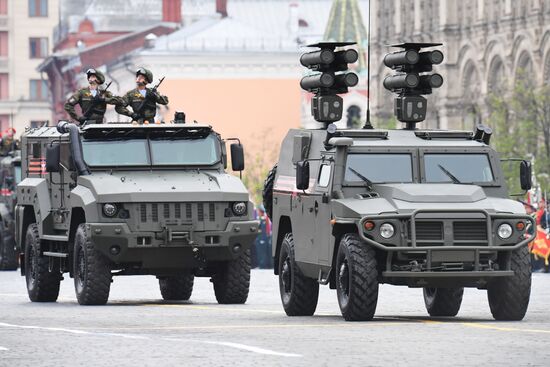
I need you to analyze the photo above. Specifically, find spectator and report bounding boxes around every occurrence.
[254,205,273,269]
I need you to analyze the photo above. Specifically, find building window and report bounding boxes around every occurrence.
[0,73,7,100]
[0,115,8,131]
[0,32,7,57]
[29,37,48,58]
[0,0,7,15]
[29,79,49,101]
[29,0,48,17]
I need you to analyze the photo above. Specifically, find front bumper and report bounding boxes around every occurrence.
[87,220,259,269]
[341,209,536,283]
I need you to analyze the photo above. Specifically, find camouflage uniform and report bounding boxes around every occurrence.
[115,68,168,123]
[64,69,118,124]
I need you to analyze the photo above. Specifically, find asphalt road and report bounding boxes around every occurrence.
[1,269,550,367]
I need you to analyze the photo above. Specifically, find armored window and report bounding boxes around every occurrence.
[150,134,220,166]
[318,164,331,187]
[82,139,149,167]
[31,143,40,158]
[345,154,413,184]
[28,0,48,17]
[59,142,73,170]
[424,154,494,183]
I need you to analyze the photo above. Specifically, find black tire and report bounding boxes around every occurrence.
[0,225,18,270]
[213,249,251,304]
[262,164,277,220]
[24,223,61,302]
[487,245,531,321]
[73,223,112,305]
[159,273,194,301]
[278,233,319,316]
[423,287,464,317]
[336,233,378,321]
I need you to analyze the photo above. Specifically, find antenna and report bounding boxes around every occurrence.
[363,0,373,129]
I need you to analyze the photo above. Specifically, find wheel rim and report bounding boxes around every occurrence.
[338,259,350,299]
[76,245,86,291]
[281,256,292,294]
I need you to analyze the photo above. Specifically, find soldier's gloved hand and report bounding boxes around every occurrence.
[131,113,140,121]
[77,116,87,124]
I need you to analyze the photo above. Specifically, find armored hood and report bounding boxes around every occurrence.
[77,171,250,202]
[332,184,526,217]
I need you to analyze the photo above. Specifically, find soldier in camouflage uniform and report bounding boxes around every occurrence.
[64,69,118,125]
[115,68,169,124]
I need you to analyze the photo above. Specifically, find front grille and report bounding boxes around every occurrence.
[415,221,443,241]
[454,221,487,241]
[137,203,219,223]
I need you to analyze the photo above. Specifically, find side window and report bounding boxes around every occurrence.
[31,142,41,158]
[318,164,332,187]
[60,142,73,170]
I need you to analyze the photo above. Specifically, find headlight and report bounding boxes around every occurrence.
[103,203,118,217]
[380,223,395,239]
[232,202,247,216]
[497,223,513,239]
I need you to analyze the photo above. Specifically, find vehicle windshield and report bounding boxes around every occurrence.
[82,139,149,166]
[424,153,493,183]
[82,134,220,167]
[151,135,219,165]
[344,154,413,184]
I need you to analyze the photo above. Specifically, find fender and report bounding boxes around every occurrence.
[16,177,51,238]
[70,185,99,223]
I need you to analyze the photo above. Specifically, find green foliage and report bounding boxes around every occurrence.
[486,74,550,194]
[375,116,398,129]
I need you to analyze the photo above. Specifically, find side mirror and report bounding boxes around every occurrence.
[520,160,532,191]
[296,161,310,190]
[230,143,245,171]
[46,145,60,173]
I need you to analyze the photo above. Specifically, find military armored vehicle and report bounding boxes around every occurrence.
[16,116,258,305]
[263,42,534,321]
[0,150,21,270]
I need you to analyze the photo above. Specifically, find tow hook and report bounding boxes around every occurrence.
[192,247,206,264]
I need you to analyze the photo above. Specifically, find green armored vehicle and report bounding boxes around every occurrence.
[0,150,21,270]
[263,42,534,321]
[16,118,258,305]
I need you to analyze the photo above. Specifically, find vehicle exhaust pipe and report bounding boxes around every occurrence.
[56,121,91,175]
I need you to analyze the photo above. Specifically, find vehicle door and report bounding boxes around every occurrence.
[313,159,334,265]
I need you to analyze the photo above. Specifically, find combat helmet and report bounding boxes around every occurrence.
[86,68,105,85]
[136,67,153,84]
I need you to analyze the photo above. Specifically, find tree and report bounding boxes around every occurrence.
[486,74,550,194]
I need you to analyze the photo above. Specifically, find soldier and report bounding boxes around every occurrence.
[115,68,168,124]
[64,69,117,125]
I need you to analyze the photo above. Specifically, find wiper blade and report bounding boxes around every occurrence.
[348,167,373,190]
[437,164,461,184]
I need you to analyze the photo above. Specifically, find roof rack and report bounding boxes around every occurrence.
[414,130,473,140]
[81,124,213,140]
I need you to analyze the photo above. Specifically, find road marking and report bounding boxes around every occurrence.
[74,321,422,331]
[461,322,550,334]
[0,347,8,351]
[0,322,301,358]
[163,338,301,357]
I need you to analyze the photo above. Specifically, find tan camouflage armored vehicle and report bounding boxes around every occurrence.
[16,117,258,305]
